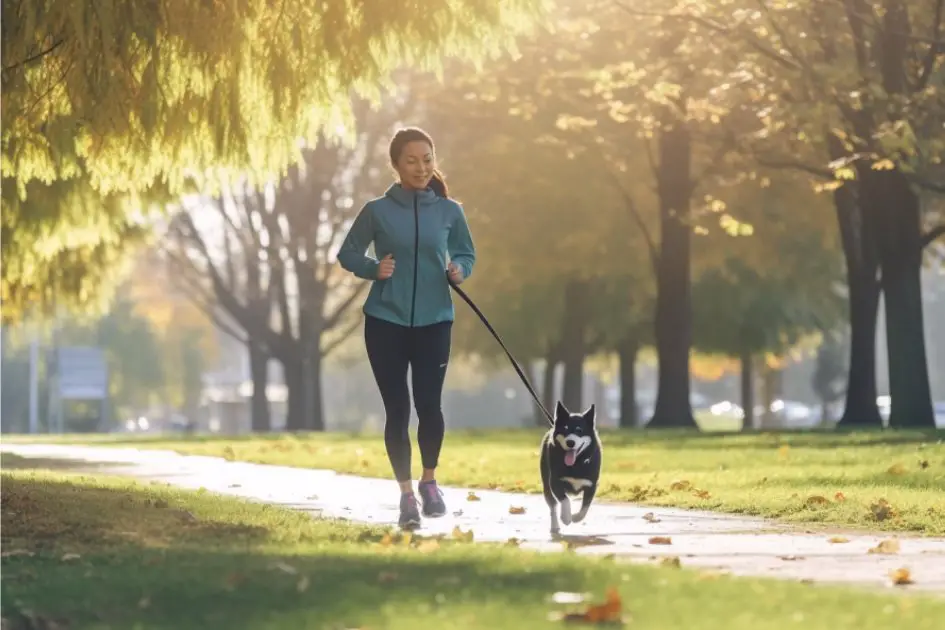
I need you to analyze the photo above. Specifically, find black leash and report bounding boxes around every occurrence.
[448,278,555,427]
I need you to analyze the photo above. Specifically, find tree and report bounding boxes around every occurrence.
[1,0,544,322]
[166,97,405,431]
[812,332,848,426]
[654,0,945,427]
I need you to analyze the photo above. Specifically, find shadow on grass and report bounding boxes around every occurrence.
[0,473,587,630]
[0,452,130,472]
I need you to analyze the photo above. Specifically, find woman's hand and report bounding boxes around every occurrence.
[447,262,464,285]
[377,254,395,280]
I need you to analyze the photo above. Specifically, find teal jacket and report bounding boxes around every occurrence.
[337,184,476,328]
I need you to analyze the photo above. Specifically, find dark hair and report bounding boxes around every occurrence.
[389,126,449,198]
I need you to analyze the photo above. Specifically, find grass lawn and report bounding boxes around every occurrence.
[7,428,944,535]
[3,467,945,630]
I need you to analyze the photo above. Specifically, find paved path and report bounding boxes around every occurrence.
[3,443,944,594]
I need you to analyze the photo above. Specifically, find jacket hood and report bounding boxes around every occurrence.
[384,183,441,207]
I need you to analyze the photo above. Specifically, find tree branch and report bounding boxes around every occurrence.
[2,38,66,73]
[321,313,364,358]
[323,282,370,330]
[916,0,944,90]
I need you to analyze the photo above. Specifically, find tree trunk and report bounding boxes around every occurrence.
[529,361,549,427]
[618,335,639,429]
[825,135,882,428]
[306,349,326,431]
[249,342,271,432]
[560,281,589,411]
[863,168,934,428]
[740,350,755,432]
[759,364,783,430]
[649,109,697,429]
[282,352,306,432]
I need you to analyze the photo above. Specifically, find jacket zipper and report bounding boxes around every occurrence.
[410,192,419,327]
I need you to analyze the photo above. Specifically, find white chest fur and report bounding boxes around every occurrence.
[560,476,594,495]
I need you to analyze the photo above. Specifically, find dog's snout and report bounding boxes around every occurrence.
[565,438,576,449]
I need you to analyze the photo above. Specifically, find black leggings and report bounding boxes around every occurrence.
[364,316,452,483]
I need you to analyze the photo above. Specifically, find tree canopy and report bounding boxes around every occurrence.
[1,0,543,322]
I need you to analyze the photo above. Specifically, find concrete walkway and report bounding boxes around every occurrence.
[3,443,944,594]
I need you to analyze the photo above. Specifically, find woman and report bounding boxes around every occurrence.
[337,127,476,529]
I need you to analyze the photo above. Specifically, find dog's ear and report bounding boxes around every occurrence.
[555,401,569,423]
[583,404,596,425]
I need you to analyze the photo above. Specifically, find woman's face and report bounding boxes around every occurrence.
[395,140,435,190]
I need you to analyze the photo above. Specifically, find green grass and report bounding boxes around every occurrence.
[7,428,945,535]
[3,467,945,630]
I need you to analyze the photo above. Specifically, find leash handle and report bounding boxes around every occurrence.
[448,276,555,426]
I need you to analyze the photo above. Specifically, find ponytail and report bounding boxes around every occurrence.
[429,168,449,198]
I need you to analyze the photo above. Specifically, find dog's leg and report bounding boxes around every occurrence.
[559,496,572,526]
[571,484,597,523]
[543,480,560,535]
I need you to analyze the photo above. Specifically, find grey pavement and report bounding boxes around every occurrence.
[3,442,944,594]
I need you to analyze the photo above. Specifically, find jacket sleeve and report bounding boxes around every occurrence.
[337,203,379,280]
[448,204,476,280]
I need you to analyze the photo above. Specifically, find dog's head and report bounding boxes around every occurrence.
[552,401,598,467]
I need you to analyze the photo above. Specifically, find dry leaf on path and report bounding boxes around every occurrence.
[828,536,851,544]
[642,512,661,523]
[509,506,527,515]
[833,492,846,502]
[692,489,711,500]
[868,539,901,555]
[669,480,691,491]
[648,536,672,545]
[466,492,481,502]
[778,555,805,561]
[889,567,914,586]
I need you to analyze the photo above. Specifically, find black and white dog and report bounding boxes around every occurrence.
[540,401,602,535]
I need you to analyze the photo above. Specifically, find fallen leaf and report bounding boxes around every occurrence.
[868,539,901,555]
[648,536,672,545]
[805,495,830,506]
[506,537,522,547]
[779,555,805,561]
[509,506,526,515]
[660,557,681,568]
[138,596,151,610]
[669,480,691,491]
[60,553,81,562]
[466,492,481,502]
[360,459,370,468]
[918,460,930,469]
[377,571,399,583]
[452,526,474,542]
[834,492,846,502]
[692,489,711,500]
[886,463,907,476]
[870,499,897,521]
[296,576,310,592]
[561,587,623,624]
[889,567,914,586]
[828,536,851,544]
[642,512,661,523]
[271,561,298,574]
[227,484,242,489]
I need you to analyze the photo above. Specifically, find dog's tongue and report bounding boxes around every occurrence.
[564,451,577,466]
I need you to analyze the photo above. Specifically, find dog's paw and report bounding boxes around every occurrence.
[572,507,589,523]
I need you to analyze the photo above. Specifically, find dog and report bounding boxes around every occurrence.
[540,401,602,535]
